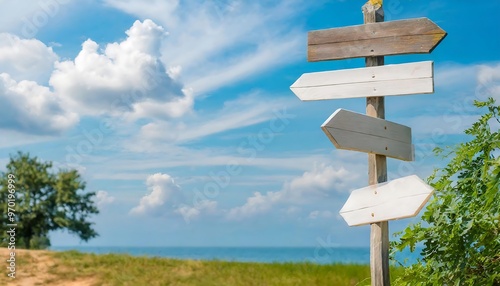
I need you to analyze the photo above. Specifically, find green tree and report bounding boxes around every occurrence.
[392,98,500,285]
[0,152,99,249]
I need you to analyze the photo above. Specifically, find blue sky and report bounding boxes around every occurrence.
[0,0,499,249]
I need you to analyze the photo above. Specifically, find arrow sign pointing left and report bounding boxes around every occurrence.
[290,61,434,101]
[321,109,414,161]
[340,175,434,226]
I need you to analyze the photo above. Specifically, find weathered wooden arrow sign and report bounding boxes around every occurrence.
[291,61,433,101]
[340,175,434,226]
[321,109,413,161]
[308,17,447,62]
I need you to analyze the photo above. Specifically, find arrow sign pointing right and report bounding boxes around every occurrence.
[321,109,414,161]
[308,17,447,62]
[340,175,434,226]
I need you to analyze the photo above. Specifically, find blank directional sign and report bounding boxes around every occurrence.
[308,17,447,62]
[321,109,413,161]
[340,175,434,226]
[291,61,433,101]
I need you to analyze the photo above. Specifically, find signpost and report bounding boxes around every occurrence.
[290,1,447,285]
[291,61,434,101]
[321,109,413,161]
[339,175,434,226]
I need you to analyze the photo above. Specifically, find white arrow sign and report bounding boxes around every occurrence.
[340,175,434,226]
[321,109,414,161]
[290,61,434,101]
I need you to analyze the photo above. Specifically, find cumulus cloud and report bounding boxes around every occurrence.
[130,173,217,221]
[0,4,306,139]
[0,33,58,83]
[126,87,194,121]
[175,200,218,223]
[104,0,307,94]
[95,190,115,208]
[0,73,78,135]
[130,173,182,216]
[50,19,192,118]
[0,19,196,137]
[227,164,358,220]
[227,192,278,220]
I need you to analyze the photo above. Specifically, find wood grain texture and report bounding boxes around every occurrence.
[371,221,389,286]
[363,4,389,286]
[308,17,447,62]
[321,109,414,161]
[339,175,434,226]
[290,61,434,101]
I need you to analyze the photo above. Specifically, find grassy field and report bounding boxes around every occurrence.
[1,248,403,286]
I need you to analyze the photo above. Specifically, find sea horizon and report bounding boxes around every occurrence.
[49,246,420,265]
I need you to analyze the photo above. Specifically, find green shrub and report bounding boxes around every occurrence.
[392,98,500,285]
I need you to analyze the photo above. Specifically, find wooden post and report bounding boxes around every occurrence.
[363,1,390,286]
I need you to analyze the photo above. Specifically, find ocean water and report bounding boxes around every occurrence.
[50,246,420,265]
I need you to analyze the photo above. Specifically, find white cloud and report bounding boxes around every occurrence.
[0,33,58,83]
[175,200,218,223]
[0,20,196,138]
[285,165,354,198]
[129,94,296,147]
[435,62,500,102]
[95,190,115,208]
[104,0,307,94]
[130,173,183,216]
[477,62,500,102]
[0,73,78,135]
[130,173,217,221]
[0,3,307,140]
[126,88,194,121]
[227,192,279,219]
[50,19,192,118]
[227,164,358,220]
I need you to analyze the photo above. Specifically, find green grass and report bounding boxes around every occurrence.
[45,250,403,286]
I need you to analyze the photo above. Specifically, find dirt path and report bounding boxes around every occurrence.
[0,248,97,286]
